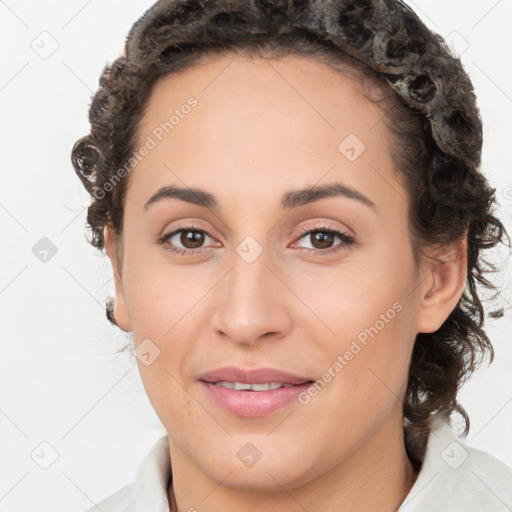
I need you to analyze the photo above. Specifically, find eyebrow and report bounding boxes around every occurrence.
[143,182,376,212]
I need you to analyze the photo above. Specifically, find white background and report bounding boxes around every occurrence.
[1,1,511,511]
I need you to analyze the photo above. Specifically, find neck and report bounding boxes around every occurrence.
[168,413,420,512]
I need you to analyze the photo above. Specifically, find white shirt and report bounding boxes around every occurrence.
[84,416,512,511]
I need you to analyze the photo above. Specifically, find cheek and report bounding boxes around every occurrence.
[122,243,212,338]
[120,257,237,423]
[307,244,418,395]
[301,248,416,343]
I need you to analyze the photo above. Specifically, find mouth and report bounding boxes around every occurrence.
[211,381,300,391]
[198,366,315,417]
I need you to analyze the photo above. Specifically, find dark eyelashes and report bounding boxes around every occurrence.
[157,224,355,257]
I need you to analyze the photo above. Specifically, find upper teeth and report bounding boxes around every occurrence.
[215,381,286,391]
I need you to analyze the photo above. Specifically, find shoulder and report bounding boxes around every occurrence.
[81,434,172,512]
[400,417,512,511]
[82,483,134,512]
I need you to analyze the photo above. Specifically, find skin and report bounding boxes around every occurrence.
[104,53,467,512]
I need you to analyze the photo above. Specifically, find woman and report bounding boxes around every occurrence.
[72,0,512,510]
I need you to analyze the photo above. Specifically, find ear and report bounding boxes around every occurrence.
[104,225,132,332]
[415,234,468,334]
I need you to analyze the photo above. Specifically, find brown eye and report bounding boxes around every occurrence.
[159,226,216,255]
[309,231,335,250]
[294,227,355,254]
[179,230,205,249]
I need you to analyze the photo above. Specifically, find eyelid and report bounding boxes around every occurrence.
[295,219,355,238]
[295,223,350,238]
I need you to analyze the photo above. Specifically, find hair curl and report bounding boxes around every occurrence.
[71,0,509,463]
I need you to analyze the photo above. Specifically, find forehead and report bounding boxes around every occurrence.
[138,52,387,143]
[126,53,405,220]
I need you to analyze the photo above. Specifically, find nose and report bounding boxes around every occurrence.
[211,246,293,347]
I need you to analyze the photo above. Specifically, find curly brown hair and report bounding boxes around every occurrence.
[71,0,509,463]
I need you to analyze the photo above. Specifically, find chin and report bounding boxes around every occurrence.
[192,438,321,493]
[214,465,307,494]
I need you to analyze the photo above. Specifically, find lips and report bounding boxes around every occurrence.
[198,366,315,417]
[199,366,313,386]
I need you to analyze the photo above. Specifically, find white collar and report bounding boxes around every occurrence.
[399,415,512,510]
[133,434,172,512]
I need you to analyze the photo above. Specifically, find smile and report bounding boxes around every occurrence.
[213,381,295,391]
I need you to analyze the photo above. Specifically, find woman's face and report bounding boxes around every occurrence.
[106,54,450,490]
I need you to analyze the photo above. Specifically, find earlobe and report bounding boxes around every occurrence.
[416,235,468,334]
[103,225,132,332]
